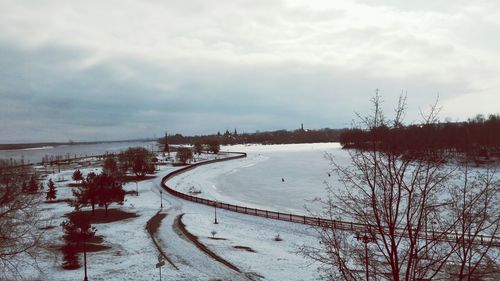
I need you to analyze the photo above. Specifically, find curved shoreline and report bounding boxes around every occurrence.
[160,152,500,247]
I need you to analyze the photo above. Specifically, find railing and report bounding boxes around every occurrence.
[161,152,500,247]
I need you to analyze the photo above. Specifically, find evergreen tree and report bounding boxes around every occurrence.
[95,174,125,215]
[46,179,57,201]
[72,172,125,215]
[72,169,83,182]
[72,172,98,214]
[27,174,39,194]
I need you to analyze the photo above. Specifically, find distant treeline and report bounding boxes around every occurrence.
[163,128,345,146]
[339,114,500,161]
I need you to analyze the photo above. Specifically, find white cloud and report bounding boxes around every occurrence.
[0,0,498,141]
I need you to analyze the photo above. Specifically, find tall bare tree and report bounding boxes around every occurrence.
[301,94,498,280]
[0,160,46,280]
[444,164,499,280]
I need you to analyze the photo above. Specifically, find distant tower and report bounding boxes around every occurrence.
[163,131,170,154]
[301,123,304,131]
[234,128,238,136]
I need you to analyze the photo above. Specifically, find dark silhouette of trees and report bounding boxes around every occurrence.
[339,113,500,163]
[160,128,345,146]
[176,147,193,164]
[46,179,57,201]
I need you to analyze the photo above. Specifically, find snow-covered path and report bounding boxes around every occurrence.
[156,196,252,280]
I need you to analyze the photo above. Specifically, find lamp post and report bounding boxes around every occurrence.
[214,200,218,224]
[356,231,375,281]
[83,227,97,281]
[160,190,163,209]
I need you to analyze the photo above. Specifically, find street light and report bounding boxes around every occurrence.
[356,231,375,281]
[214,200,218,224]
[160,190,163,209]
[83,227,97,281]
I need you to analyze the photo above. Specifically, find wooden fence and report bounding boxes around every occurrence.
[160,152,500,247]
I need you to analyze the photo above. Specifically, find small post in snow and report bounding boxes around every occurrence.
[214,200,218,224]
[156,255,165,281]
[160,190,163,209]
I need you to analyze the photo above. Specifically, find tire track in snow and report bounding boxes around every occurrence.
[155,199,251,281]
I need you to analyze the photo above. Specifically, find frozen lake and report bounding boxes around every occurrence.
[0,140,158,164]
[169,143,350,215]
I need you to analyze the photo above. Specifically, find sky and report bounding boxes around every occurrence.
[0,0,499,142]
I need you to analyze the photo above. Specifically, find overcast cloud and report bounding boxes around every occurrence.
[0,0,499,142]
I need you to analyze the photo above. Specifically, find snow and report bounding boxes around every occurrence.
[25,145,335,280]
[181,206,321,281]
[168,142,349,214]
[34,165,175,281]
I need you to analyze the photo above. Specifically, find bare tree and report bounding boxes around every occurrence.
[444,164,499,280]
[301,93,498,280]
[0,161,46,280]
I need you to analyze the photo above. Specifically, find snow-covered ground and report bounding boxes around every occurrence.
[168,142,347,214]
[34,165,175,281]
[27,145,334,280]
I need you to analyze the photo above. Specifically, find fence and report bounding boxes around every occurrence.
[160,152,500,247]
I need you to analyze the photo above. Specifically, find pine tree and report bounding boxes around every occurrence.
[28,175,39,194]
[72,169,83,182]
[46,179,57,201]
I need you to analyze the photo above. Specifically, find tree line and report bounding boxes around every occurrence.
[339,113,500,163]
[161,127,344,146]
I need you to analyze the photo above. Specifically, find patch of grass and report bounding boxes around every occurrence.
[233,246,256,253]
[145,212,167,235]
[121,175,156,183]
[66,209,139,224]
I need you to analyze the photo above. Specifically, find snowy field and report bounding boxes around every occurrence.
[30,146,328,281]
[168,142,348,215]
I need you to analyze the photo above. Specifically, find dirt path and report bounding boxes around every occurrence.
[154,195,251,281]
[175,213,241,273]
[145,210,178,270]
